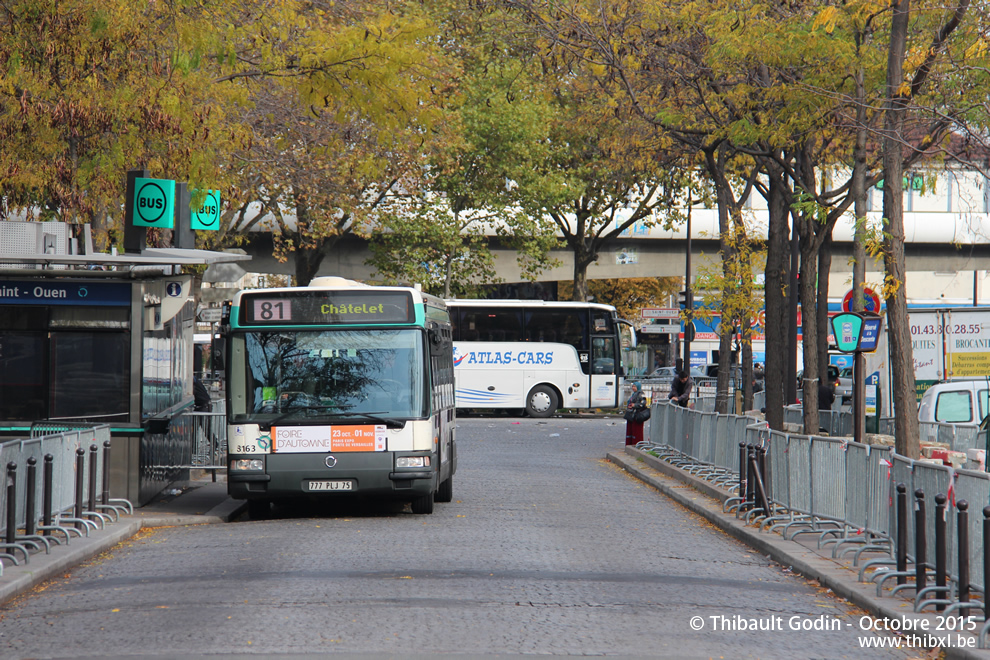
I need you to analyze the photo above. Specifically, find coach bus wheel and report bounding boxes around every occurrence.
[525,385,558,418]
[411,493,434,514]
[247,499,272,520]
[436,476,453,503]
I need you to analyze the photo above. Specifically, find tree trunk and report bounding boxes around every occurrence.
[799,218,821,436]
[763,160,791,430]
[816,233,833,385]
[569,237,596,302]
[882,0,920,458]
[706,146,735,415]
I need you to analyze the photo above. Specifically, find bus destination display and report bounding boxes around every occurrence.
[243,291,413,325]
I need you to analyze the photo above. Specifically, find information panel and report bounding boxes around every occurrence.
[0,280,131,306]
[240,291,413,326]
[272,424,387,453]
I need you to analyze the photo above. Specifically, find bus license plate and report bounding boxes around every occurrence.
[307,480,354,492]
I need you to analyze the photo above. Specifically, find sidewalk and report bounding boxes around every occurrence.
[608,445,990,660]
[0,473,244,606]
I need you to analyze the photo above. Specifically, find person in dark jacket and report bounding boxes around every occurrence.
[193,376,213,412]
[668,370,693,407]
[818,381,835,412]
[624,381,649,446]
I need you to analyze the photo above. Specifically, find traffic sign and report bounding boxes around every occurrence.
[858,315,884,352]
[191,189,221,231]
[641,325,678,334]
[832,312,864,352]
[198,307,222,323]
[842,287,881,313]
[831,311,883,353]
[641,308,680,319]
[132,177,175,228]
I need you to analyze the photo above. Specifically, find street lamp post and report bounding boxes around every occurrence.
[683,195,693,372]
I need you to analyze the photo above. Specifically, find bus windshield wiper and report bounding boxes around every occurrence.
[333,411,405,429]
[266,404,348,427]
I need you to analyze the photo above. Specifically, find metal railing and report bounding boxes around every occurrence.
[0,426,132,574]
[639,400,990,643]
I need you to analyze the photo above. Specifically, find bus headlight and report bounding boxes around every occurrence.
[231,459,264,471]
[396,456,430,468]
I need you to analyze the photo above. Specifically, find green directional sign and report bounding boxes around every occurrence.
[831,312,864,353]
[132,177,175,228]
[191,189,221,231]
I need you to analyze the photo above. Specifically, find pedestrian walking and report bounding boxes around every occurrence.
[817,380,835,411]
[624,381,650,446]
[193,376,213,412]
[668,370,693,408]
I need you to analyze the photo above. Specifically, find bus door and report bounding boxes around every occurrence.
[590,335,619,407]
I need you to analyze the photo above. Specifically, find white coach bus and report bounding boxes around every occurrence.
[445,299,631,417]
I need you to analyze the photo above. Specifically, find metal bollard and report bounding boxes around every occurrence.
[916,490,927,591]
[6,462,16,547]
[745,444,756,512]
[935,493,947,612]
[42,454,54,534]
[74,447,85,530]
[896,484,907,585]
[757,446,770,504]
[102,440,112,505]
[957,501,970,608]
[738,442,747,496]
[751,451,770,517]
[88,444,98,513]
[25,457,37,537]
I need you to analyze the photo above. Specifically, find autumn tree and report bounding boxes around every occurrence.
[511,73,692,303]
[226,3,451,285]
[0,0,246,248]
[558,277,681,323]
[367,49,562,296]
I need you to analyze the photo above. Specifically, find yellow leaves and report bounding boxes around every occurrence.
[813,7,839,35]
[964,38,988,61]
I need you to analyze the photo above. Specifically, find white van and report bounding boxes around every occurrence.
[918,380,990,425]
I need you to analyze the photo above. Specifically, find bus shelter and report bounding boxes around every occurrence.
[0,226,249,504]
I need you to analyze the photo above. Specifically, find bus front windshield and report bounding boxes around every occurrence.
[230,329,426,423]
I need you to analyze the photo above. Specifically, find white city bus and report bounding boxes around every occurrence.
[224,278,456,518]
[445,299,630,417]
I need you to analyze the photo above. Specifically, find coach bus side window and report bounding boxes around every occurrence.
[462,309,522,342]
[525,310,587,350]
[592,311,614,335]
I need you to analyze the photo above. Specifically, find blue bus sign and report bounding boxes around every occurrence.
[858,315,884,352]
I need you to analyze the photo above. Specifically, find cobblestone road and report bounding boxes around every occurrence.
[0,416,914,659]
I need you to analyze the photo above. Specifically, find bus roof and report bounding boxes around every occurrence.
[445,299,616,312]
[233,280,446,310]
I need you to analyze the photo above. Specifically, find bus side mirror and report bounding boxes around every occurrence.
[428,328,447,356]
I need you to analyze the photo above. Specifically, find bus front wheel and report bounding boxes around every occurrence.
[436,476,453,503]
[526,385,558,418]
[247,499,272,520]
[411,493,434,514]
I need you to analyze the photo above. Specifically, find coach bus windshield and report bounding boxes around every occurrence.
[228,329,426,423]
